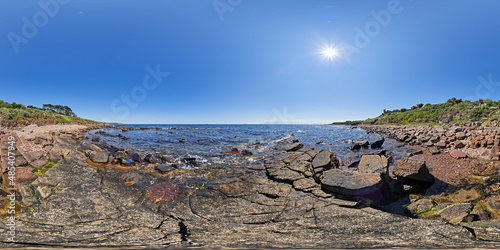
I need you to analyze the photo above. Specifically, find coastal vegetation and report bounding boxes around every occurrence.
[362,98,500,125]
[0,100,98,127]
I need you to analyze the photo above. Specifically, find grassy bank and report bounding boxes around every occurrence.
[0,100,100,127]
[355,98,500,125]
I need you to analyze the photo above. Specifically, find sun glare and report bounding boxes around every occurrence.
[321,46,339,59]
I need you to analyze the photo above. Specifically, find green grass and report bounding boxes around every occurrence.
[360,98,500,125]
[0,101,100,127]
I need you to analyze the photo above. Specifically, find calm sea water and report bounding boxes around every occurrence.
[86,124,411,166]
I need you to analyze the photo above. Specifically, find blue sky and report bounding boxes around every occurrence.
[1,0,500,124]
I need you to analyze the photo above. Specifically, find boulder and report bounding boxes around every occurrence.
[393,158,434,183]
[456,132,467,140]
[371,138,385,148]
[87,151,109,164]
[118,158,135,166]
[355,140,370,147]
[358,155,388,174]
[453,141,466,148]
[162,155,176,163]
[285,143,304,152]
[430,149,441,155]
[450,150,467,159]
[348,142,361,150]
[31,158,48,168]
[16,166,39,184]
[321,169,383,197]
[405,199,434,215]
[312,151,334,169]
[438,203,472,224]
[24,151,45,163]
[144,154,158,163]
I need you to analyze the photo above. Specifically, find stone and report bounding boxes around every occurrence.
[456,132,467,140]
[435,142,447,148]
[405,199,434,215]
[241,149,253,156]
[355,140,370,147]
[268,168,305,182]
[483,198,500,218]
[88,151,109,164]
[430,136,440,143]
[126,151,142,162]
[91,136,100,142]
[16,166,39,183]
[293,178,318,191]
[393,158,434,183]
[430,149,441,155]
[162,155,176,163]
[144,154,158,163]
[119,158,135,166]
[24,151,45,163]
[438,203,472,224]
[358,155,388,174]
[312,151,333,169]
[183,157,197,165]
[284,143,304,152]
[371,138,385,148]
[30,158,48,168]
[453,141,466,148]
[155,164,175,173]
[348,142,361,150]
[15,155,28,166]
[321,169,383,197]
[450,150,467,159]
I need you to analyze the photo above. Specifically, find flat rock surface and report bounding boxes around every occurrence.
[0,133,499,248]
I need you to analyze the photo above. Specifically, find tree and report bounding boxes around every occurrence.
[42,104,76,116]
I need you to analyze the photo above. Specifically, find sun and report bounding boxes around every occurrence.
[321,46,339,59]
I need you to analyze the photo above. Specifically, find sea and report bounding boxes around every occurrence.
[86,124,413,167]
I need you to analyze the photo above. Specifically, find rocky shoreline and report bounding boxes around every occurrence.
[0,124,499,248]
[359,124,499,224]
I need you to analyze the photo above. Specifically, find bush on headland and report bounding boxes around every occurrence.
[362,98,500,125]
[0,100,99,127]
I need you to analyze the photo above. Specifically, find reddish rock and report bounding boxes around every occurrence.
[453,141,466,148]
[16,166,39,183]
[23,151,45,162]
[146,182,181,203]
[450,150,467,159]
[435,142,447,148]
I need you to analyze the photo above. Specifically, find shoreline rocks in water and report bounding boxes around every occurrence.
[0,124,499,248]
